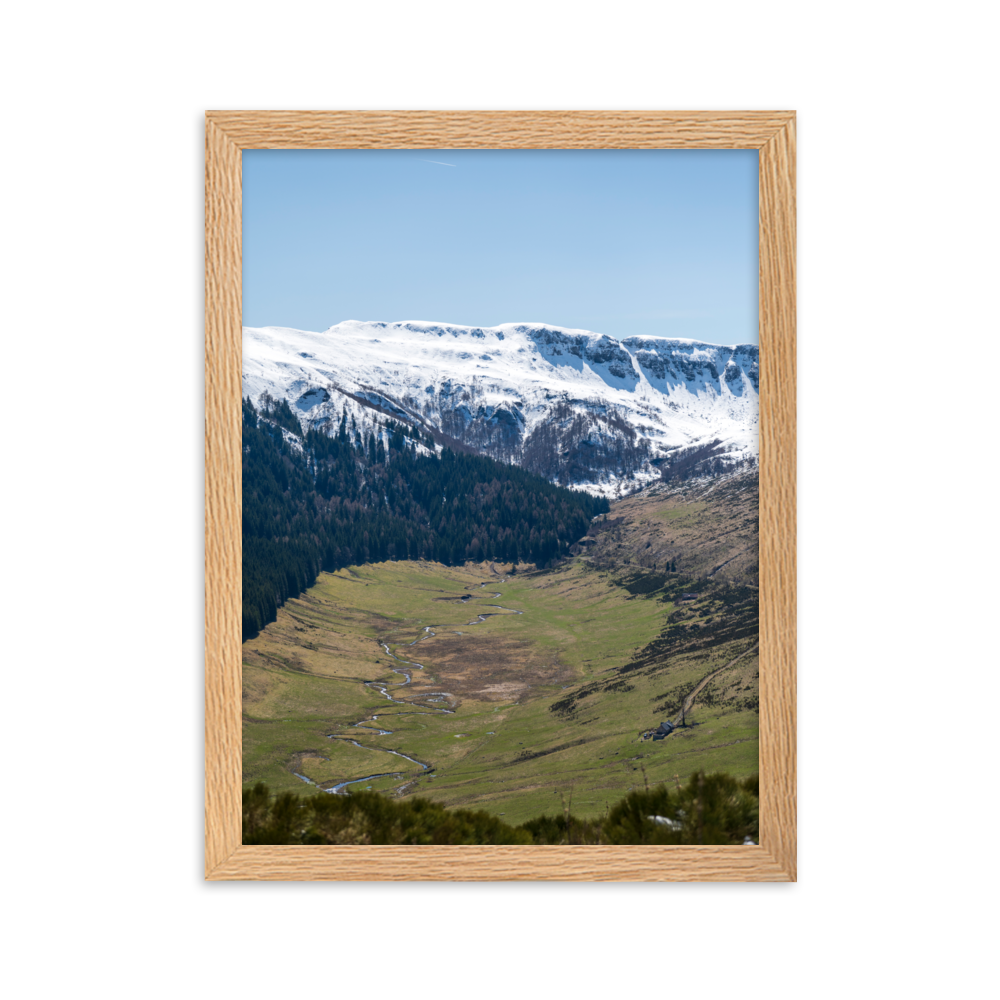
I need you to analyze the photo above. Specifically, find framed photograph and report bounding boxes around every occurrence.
[205,110,797,882]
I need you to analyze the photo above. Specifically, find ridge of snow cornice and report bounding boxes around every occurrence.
[318,319,615,341]
[621,334,751,353]
[319,319,611,336]
[246,321,756,356]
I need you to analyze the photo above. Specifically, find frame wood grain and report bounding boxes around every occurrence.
[205,110,796,881]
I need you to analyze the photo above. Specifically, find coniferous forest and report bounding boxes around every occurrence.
[242,396,609,639]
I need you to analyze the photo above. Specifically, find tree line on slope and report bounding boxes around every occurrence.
[243,396,609,639]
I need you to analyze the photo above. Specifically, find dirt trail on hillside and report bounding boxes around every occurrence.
[675,642,759,724]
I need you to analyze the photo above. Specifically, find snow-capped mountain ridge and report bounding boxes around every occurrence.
[243,320,758,497]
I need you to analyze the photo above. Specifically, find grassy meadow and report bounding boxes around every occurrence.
[243,472,759,824]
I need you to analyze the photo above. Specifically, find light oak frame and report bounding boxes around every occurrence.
[205,111,796,881]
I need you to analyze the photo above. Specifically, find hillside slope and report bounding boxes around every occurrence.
[242,395,607,637]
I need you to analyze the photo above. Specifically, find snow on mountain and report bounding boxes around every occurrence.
[242,320,758,497]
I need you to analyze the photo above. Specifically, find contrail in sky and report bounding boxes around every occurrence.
[420,159,456,167]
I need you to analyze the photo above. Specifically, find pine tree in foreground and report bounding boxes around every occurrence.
[242,771,758,846]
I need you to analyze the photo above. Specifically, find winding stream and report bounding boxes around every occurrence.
[318,580,524,794]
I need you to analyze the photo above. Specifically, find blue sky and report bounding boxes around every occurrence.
[243,149,758,346]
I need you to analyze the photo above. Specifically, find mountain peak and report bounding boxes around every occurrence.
[243,320,758,497]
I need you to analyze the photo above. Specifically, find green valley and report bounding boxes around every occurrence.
[242,469,759,824]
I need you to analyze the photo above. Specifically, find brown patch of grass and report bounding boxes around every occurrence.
[404,633,574,703]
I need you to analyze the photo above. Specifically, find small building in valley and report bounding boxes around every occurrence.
[641,720,676,741]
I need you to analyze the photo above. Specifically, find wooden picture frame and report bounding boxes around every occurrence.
[205,110,796,881]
